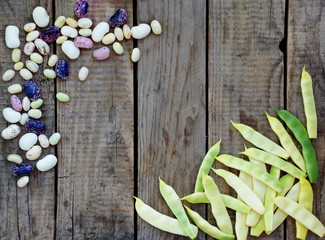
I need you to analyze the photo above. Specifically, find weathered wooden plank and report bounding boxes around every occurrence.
[136,0,206,239]
[209,0,285,239]
[55,0,134,238]
[0,0,55,239]
[286,1,325,239]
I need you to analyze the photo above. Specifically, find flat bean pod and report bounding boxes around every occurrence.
[216,154,283,192]
[266,112,306,172]
[194,139,221,192]
[159,178,197,239]
[134,197,198,237]
[250,217,265,237]
[277,174,295,197]
[241,148,305,179]
[274,196,325,238]
[184,205,235,240]
[231,121,289,159]
[275,109,318,183]
[301,66,317,138]
[213,169,265,215]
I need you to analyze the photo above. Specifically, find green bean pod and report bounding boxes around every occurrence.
[275,109,318,183]
[250,216,265,237]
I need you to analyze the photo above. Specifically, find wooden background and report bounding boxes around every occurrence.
[0,0,324,239]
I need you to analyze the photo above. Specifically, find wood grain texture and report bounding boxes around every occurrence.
[208,0,285,239]
[136,0,206,239]
[0,0,55,239]
[286,1,325,239]
[55,0,134,239]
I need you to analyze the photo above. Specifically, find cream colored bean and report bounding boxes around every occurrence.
[55,16,66,28]
[49,133,61,145]
[66,17,78,28]
[78,67,89,81]
[33,6,49,27]
[123,24,131,39]
[28,109,42,119]
[24,23,36,32]
[7,154,23,163]
[114,27,124,41]
[61,26,78,38]
[22,97,31,111]
[19,133,37,151]
[56,92,69,102]
[8,84,22,94]
[2,70,15,82]
[92,22,110,42]
[102,33,115,45]
[26,60,39,73]
[24,42,35,55]
[131,24,151,39]
[17,176,29,188]
[30,53,43,64]
[79,28,92,37]
[26,30,40,42]
[1,124,21,140]
[5,26,20,49]
[36,154,57,172]
[12,49,21,63]
[56,36,68,44]
[31,99,43,109]
[19,113,29,125]
[14,62,24,71]
[113,42,123,55]
[61,40,80,59]
[26,145,42,160]
[35,39,50,55]
[78,18,92,28]
[44,69,56,79]
[19,68,33,80]
[151,20,162,35]
[48,55,58,67]
[38,134,49,148]
[131,48,140,62]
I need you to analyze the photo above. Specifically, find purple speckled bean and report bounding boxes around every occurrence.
[23,80,42,101]
[24,42,35,55]
[55,59,69,80]
[13,163,33,177]
[74,36,93,49]
[109,9,127,27]
[75,0,89,18]
[25,119,46,135]
[10,95,22,112]
[93,47,110,60]
[40,26,61,44]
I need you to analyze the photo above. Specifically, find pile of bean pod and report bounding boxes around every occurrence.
[2,0,162,188]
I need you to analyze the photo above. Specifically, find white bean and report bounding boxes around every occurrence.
[49,133,61,145]
[32,6,49,27]
[44,69,56,79]
[78,18,92,28]
[92,22,110,42]
[131,48,140,62]
[24,23,36,32]
[7,154,23,163]
[19,133,37,151]
[78,67,89,81]
[61,40,80,59]
[35,39,50,55]
[14,62,24,71]
[151,20,162,35]
[8,84,22,94]
[79,29,92,37]
[36,154,58,172]
[102,33,115,45]
[19,68,33,80]
[26,60,39,73]
[2,70,15,82]
[131,24,151,39]
[38,134,49,148]
[22,97,31,111]
[114,27,124,41]
[61,26,78,38]
[26,145,42,160]
[26,30,40,42]
[113,42,123,55]
[17,176,29,188]
[3,107,21,123]
[1,124,21,140]
[24,42,35,55]
[12,49,21,63]
[5,26,20,49]
[19,113,29,125]
[28,109,42,119]
[30,53,43,64]
[48,55,58,67]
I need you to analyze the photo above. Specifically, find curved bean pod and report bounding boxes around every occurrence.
[231,121,289,159]
[250,216,265,237]
[194,139,221,192]
[275,109,318,183]
[277,174,295,197]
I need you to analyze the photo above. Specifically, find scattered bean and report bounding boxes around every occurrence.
[8,84,22,94]
[19,68,33,80]
[1,124,21,139]
[66,17,78,28]
[131,24,151,39]
[26,145,42,160]
[13,163,33,176]
[10,95,22,112]
[62,40,80,59]
[19,113,29,125]
[56,92,70,102]
[32,6,49,27]
[151,20,162,35]
[19,133,38,151]
[55,59,69,79]
[102,33,115,45]
[30,53,43,64]
[123,24,131,39]
[109,9,127,27]
[17,176,29,188]
[92,22,110,42]
[114,27,124,41]
[78,66,89,81]
[22,96,31,111]
[25,119,46,135]
[23,80,42,101]
[75,0,89,18]
[26,60,40,73]
[3,107,21,123]
[14,62,24,71]
[24,23,36,32]
[5,26,20,49]
[31,99,43,109]
[131,48,140,62]
[113,42,123,55]
[79,28,92,37]
[49,132,61,145]
[56,36,68,44]
[24,42,35,55]
[28,109,42,119]
[40,26,61,44]
[74,36,93,49]
[11,49,21,63]
[2,70,15,82]
[78,17,92,28]
[26,30,40,42]
[35,39,50,55]
[44,69,56,79]
[61,26,78,38]
[48,55,59,67]
[93,47,110,60]
[55,16,66,28]
[7,154,23,164]
[38,134,49,148]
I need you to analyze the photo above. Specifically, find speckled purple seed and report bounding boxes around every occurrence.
[23,80,42,101]
[109,9,127,27]
[10,95,22,112]
[75,0,89,18]
[40,26,61,44]
[13,163,33,177]
[74,36,93,49]
[55,59,69,80]
[25,119,46,135]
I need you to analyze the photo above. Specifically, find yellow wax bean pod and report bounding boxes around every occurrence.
[274,196,325,237]
[271,183,300,233]
[184,205,235,240]
[216,154,283,192]
[264,166,281,233]
[181,192,251,213]
[301,66,317,138]
[202,173,233,235]
[213,168,265,215]
[296,177,313,239]
[194,139,221,192]
[159,178,197,239]
[250,216,265,237]
[231,121,289,159]
[241,148,305,179]
[265,112,306,172]
[134,197,198,237]
[277,174,295,197]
